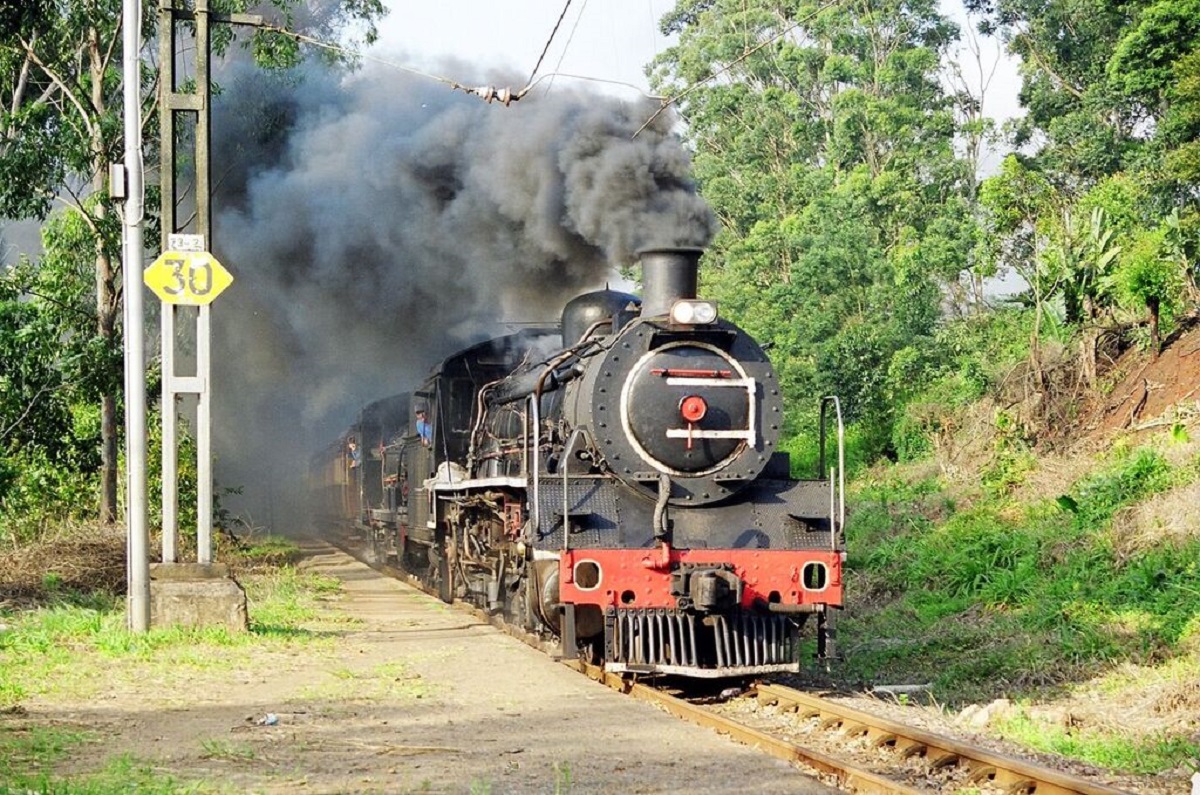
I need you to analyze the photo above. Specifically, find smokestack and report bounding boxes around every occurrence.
[639,247,703,317]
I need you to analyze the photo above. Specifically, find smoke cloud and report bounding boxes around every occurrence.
[207,57,714,530]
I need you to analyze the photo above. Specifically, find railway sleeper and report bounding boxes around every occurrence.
[929,749,961,769]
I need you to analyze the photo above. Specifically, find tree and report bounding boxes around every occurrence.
[969,0,1199,282]
[651,0,970,453]
[0,243,100,540]
[0,0,383,525]
[965,0,1141,181]
[1,0,137,523]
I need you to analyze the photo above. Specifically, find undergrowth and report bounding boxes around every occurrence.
[839,427,1200,774]
[0,535,337,790]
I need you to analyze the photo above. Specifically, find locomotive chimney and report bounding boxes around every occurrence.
[638,247,703,318]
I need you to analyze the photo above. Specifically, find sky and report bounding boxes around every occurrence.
[365,0,1023,125]
[365,1,679,101]
[1,0,1023,267]
[0,0,1028,532]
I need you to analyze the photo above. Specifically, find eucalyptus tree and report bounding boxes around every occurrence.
[968,0,1199,191]
[650,0,970,452]
[0,0,383,525]
[970,0,1199,354]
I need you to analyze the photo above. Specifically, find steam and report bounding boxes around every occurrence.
[207,57,714,530]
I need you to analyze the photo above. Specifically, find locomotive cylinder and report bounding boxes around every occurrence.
[638,247,703,317]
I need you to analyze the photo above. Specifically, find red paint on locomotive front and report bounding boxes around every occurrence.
[557,546,843,610]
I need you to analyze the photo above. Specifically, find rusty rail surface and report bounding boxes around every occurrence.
[564,660,926,795]
[752,683,1133,795]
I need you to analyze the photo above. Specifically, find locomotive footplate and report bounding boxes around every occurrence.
[603,607,802,678]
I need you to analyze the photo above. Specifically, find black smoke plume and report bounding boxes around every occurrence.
[208,58,714,530]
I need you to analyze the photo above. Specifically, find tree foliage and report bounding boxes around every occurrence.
[0,0,384,529]
[651,0,971,455]
[971,0,1199,360]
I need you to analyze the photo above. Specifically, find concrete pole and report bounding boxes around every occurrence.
[158,2,178,564]
[122,0,150,631]
[196,0,213,564]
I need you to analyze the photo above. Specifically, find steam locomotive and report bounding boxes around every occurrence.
[314,248,846,678]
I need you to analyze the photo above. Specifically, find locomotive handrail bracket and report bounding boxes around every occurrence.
[661,375,757,447]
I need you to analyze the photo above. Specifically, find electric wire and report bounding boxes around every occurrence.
[526,0,574,87]
[255,1,859,122]
[544,0,590,96]
[253,21,658,105]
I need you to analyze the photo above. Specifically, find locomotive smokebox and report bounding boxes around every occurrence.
[638,247,703,317]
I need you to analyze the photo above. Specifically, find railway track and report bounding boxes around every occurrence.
[326,529,1133,795]
[561,663,1132,795]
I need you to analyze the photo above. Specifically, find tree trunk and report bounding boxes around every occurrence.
[1080,295,1098,388]
[97,236,118,524]
[90,24,119,524]
[1147,296,1161,360]
[1080,327,1098,389]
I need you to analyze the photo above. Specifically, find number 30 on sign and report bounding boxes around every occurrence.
[144,251,234,306]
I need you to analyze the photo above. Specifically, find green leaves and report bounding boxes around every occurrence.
[654,0,977,452]
[1107,0,1200,110]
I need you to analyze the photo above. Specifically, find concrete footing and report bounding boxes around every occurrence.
[149,563,248,631]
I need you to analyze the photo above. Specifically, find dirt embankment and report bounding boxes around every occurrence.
[1079,321,1200,440]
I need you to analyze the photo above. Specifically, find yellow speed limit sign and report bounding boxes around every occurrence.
[144,251,233,306]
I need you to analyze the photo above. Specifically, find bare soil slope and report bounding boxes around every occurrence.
[1080,322,1200,440]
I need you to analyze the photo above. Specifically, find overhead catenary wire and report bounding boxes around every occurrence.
[544,0,590,96]
[235,1,848,127]
[525,0,575,88]
[253,20,661,106]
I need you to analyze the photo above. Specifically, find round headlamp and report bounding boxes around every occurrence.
[670,300,718,325]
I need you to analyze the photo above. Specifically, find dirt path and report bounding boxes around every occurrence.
[26,537,839,794]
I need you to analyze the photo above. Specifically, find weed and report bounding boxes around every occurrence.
[554,760,573,794]
[246,566,344,631]
[0,727,186,793]
[0,564,341,710]
[199,737,257,761]
[1170,422,1190,444]
[0,726,86,778]
[302,661,432,702]
[837,439,1200,706]
[995,711,1200,774]
[1064,447,1174,530]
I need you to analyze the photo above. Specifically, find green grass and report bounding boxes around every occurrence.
[227,534,305,568]
[198,738,257,762]
[0,545,348,791]
[244,565,351,633]
[301,661,433,702]
[994,711,1200,774]
[838,432,1200,774]
[0,554,343,709]
[0,727,191,794]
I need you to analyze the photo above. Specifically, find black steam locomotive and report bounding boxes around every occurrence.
[315,248,846,678]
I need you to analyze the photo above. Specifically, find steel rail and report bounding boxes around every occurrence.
[563,661,926,795]
[753,683,1133,795]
